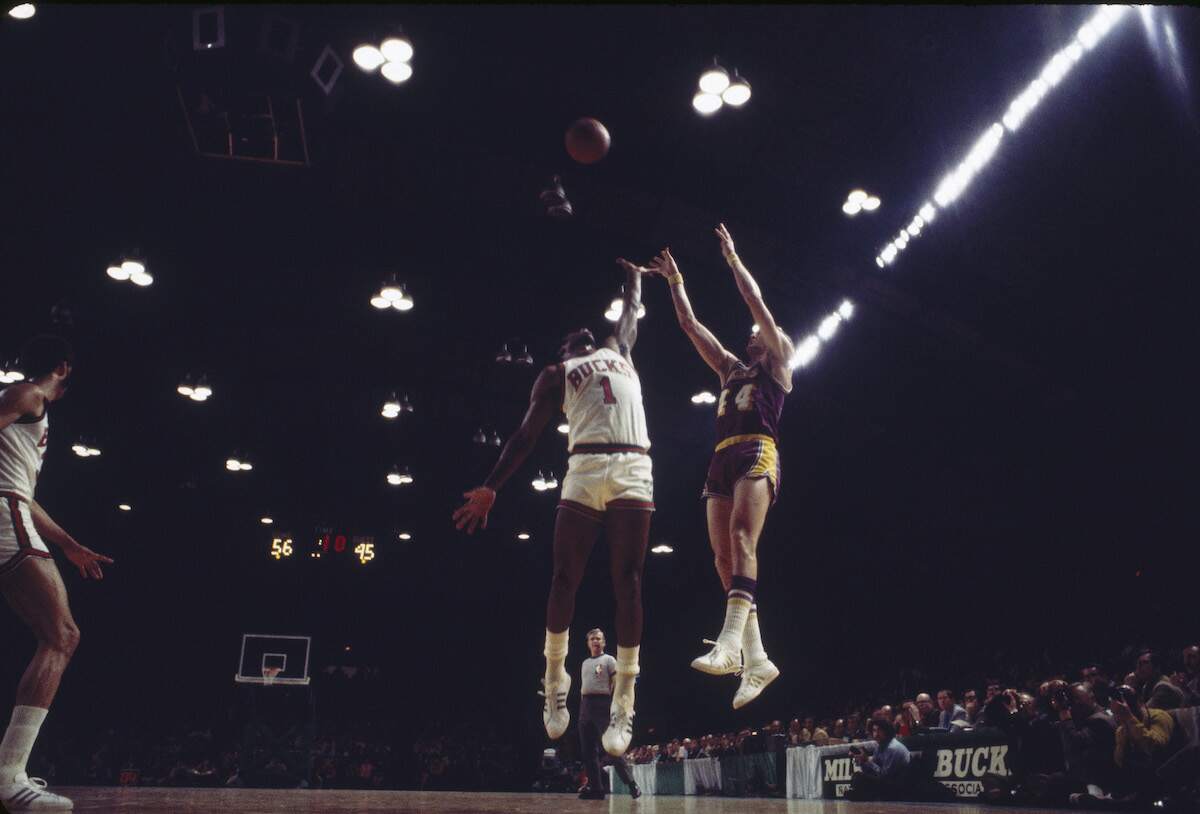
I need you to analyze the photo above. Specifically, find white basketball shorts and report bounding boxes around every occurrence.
[558,450,654,521]
[0,494,51,578]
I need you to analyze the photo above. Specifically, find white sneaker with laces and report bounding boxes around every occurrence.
[539,673,571,739]
[690,638,742,676]
[0,774,74,811]
[601,703,635,757]
[733,658,780,709]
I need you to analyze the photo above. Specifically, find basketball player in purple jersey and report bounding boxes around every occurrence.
[0,336,113,811]
[642,225,793,709]
[453,260,653,757]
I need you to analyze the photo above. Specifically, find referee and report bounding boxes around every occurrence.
[578,628,641,800]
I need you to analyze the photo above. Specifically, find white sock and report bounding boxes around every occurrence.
[0,706,47,785]
[613,646,640,713]
[717,596,752,651]
[742,605,768,665]
[543,629,568,683]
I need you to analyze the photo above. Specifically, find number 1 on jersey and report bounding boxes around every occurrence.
[599,376,617,405]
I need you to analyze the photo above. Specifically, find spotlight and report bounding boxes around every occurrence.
[386,468,403,486]
[790,335,821,369]
[370,295,391,309]
[380,277,404,301]
[397,532,412,541]
[842,189,880,216]
[397,466,414,485]
[516,531,531,541]
[698,60,730,94]
[838,300,855,320]
[0,361,24,383]
[692,92,723,115]
[543,472,558,490]
[226,455,252,472]
[260,516,274,525]
[372,278,413,311]
[651,544,674,554]
[721,70,751,106]
[604,289,646,322]
[352,44,385,72]
[557,422,569,435]
[190,376,213,401]
[381,393,402,418]
[532,472,547,491]
[515,345,534,366]
[495,344,513,364]
[490,431,502,447]
[472,427,487,445]
[691,391,717,405]
[7,3,35,20]
[106,262,130,281]
[117,503,132,512]
[380,36,414,64]
[381,60,413,84]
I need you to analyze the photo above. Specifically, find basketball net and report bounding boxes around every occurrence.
[263,666,282,686]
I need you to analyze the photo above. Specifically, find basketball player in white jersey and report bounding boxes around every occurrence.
[0,336,112,812]
[454,261,652,758]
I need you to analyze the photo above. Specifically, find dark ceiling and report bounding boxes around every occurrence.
[2,4,1198,743]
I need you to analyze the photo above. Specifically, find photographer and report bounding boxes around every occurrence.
[1053,683,1119,804]
[1110,684,1174,805]
[845,718,911,802]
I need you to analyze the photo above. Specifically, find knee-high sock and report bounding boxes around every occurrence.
[613,645,640,713]
[0,706,47,784]
[742,604,768,665]
[716,576,756,651]
[544,629,568,683]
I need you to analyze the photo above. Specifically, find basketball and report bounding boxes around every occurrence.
[565,117,610,164]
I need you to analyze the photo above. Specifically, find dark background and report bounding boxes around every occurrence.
[1,2,1198,772]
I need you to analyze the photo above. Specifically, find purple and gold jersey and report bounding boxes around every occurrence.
[714,361,787,447]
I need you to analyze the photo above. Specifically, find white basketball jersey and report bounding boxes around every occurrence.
[0,397,48,502]
[562,347,651,451]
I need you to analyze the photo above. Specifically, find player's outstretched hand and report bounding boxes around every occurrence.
[64,542,114,580]
[647,248,677,278]
[616,258,653,277]
[715,223,736,261]
[453,486,496,535]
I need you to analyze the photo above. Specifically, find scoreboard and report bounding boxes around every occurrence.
[270,528,379,565]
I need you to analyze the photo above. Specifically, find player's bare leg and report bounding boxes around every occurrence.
[0,557,79,811]
[728,478,778,709]
[541,507,602,740]
[600,508,650,757]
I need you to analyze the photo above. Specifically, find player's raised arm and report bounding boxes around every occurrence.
[715,223,795,366]
[0,384,43,433]
[452,364,563,534]
[607,259,644,362]
[651,248,738,379]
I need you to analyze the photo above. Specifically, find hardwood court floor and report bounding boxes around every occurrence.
[57,787,1077,813]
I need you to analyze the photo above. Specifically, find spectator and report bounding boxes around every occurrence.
[1049,682,1119,804]
[787,719,805,746]
[914,693,940,729]
[1179,645,1199,706]
[963,689,980,725]
[830,719,846,742]
[1134,650,1185,711]
[1110,684,1174,805]
[936,689,967,730]
[1080,663,1108,689]
[845,718,911,802]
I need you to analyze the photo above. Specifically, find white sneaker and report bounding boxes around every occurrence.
[602,704,635,757]
[0,775,73,811]
[539,672,571,739]
[733,659,780,709]
[690,638,742,676]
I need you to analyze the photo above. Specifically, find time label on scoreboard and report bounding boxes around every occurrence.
[315,530,377,565]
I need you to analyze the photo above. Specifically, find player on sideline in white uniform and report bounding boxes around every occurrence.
[454,260,653,758]
[0,336,112,812]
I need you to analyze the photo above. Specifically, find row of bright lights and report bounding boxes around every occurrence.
[692,61,752,115]
[874,5,1129,270]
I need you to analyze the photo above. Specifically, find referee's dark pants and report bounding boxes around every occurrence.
[579,694,636,793]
